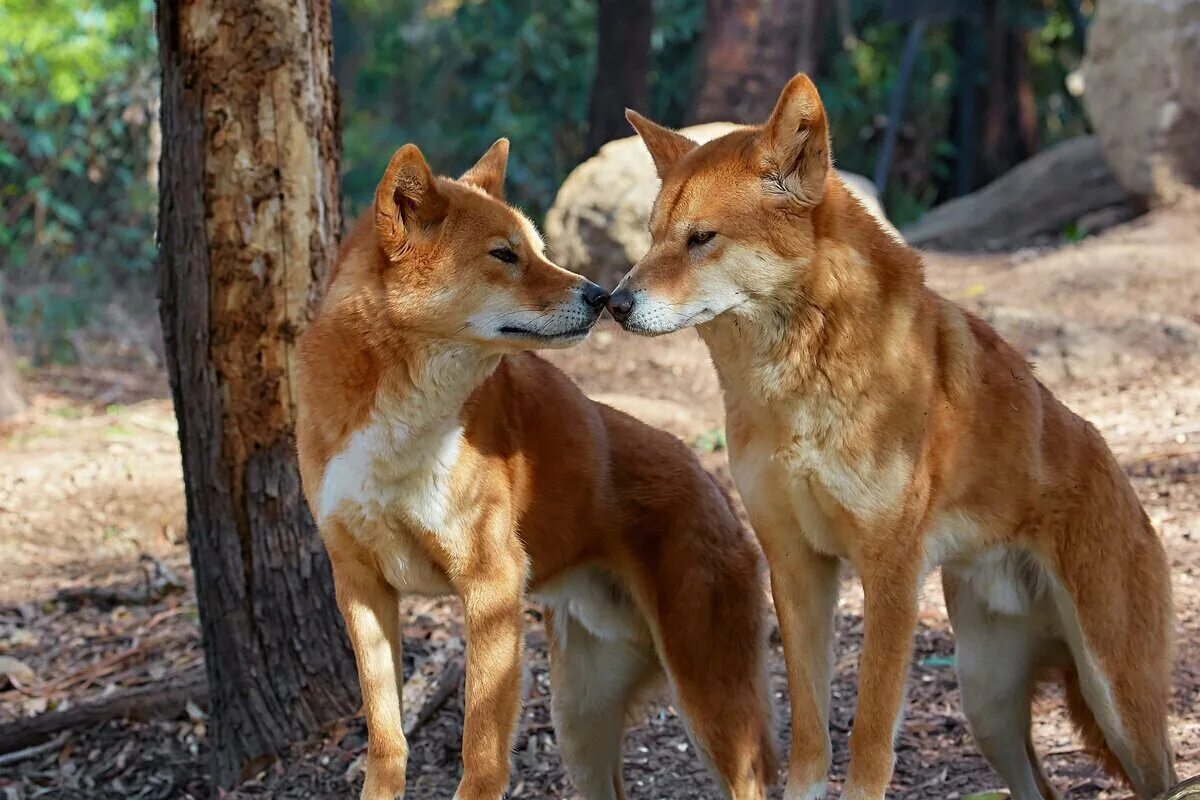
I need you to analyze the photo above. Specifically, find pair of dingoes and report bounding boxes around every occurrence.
[296,75,1180,800]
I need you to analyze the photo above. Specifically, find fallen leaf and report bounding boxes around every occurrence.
[185,698,207,722]
[0,654,37,689]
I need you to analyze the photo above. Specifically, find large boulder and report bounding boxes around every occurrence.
[902,136,1129,251]
[545,123,894,288]
[1083,0,1200,202]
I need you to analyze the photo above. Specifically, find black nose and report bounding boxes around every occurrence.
[580,281,609,311]
[607,288,635,323]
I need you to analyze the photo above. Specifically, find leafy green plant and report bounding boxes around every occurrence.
[1,0,158,363]
[336,0,703,220]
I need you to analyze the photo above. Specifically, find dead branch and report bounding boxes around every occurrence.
[0,731,70,768]
[402,639,465,739]
[0,671,207,754]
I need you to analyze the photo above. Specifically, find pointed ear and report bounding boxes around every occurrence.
[626,109,698,178]
[761,74,831,206]
[375,143,448,257]
[459,138,509,200]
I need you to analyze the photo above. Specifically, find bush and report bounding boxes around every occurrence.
[0,0,157,363]
[336,0,703,220]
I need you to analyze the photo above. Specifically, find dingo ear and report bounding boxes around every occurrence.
[626,109,698,179]
[762,74,831,207]
[375,143,448,257]
[460,138,509,200]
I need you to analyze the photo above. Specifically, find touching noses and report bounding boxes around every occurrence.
[606,286,634,323]
[580,280,609,311]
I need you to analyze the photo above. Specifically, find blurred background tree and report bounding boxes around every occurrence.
[2,0,1093,366]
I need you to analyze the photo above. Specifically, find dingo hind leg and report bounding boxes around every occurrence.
[545,604,658,800]
[943,565,1060,800]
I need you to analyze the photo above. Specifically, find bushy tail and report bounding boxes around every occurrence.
[1061,666,1133,787]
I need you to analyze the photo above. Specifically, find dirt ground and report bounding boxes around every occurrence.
[1,203,1198,799]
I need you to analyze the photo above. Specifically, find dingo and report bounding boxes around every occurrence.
[297,140,774,800]
[610,75,1175,800]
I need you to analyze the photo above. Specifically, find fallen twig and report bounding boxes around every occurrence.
[0,731,70,768]
[0,671,207,753]
[401,638,465,739]
[42,638,159,695]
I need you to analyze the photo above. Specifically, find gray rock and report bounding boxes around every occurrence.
[902,136,1128,251]
[1083,0,1200,202]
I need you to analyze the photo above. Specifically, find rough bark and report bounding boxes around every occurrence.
[585,0,653,155]
[155,0,358,788]
[692,0,830,124]
[0,309,25,422]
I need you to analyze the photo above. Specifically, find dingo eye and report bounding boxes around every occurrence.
[489,247,519,264]
[687,230,716,248]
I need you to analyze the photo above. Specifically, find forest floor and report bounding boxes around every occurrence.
[1,201,1198,799]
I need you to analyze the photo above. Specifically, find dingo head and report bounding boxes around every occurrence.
[339,139,608,349]
[608,74,832,335]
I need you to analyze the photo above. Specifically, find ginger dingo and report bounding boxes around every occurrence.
[610,75,1175,800]
[297,140,774,800]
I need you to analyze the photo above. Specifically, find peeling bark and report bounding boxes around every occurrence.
[155,0,357,787]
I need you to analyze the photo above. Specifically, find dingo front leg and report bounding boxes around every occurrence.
[843,550,921,800]
[767,542,840,800]
[453,558,526,800]
[327,525,407,800]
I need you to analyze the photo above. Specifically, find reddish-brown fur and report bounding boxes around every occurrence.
[615,75,1176,800]
[297,141,774,800]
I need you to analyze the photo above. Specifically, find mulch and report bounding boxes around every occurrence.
[0,569,1132,800]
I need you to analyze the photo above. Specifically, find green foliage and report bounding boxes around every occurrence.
[693,427,727,453]
[338,0,595,218]
[646,0,705,128]
[336,0,703,219]
[0,0,149,103]
[816,0,1089,226]
[1025,4,1089,145]
[817,3,958,226]
[0,0,157,363]
[1,0,1093,363]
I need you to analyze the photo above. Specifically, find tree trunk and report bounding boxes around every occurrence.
[978,0,1038,185]
[781,0,831,77]
[155,0,358,789]
[692,0,830,124]
[0,309,25,422]
[586,0,653,155]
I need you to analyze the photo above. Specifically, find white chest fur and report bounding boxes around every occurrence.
[316,347,497,596]
[319,415,465,595]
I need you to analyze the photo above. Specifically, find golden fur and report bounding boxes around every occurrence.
[613,75,1176,800]
[296,140,774,800]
